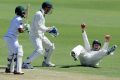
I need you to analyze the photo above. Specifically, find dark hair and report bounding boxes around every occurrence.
[42,2,53,9]
[92,40,101,47]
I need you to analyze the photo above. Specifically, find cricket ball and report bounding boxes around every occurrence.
[81,23,86,28]
[105,35,111,39]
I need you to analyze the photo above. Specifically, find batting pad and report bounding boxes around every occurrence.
[18,45,23,56]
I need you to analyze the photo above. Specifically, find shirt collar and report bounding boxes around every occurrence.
[40,9,45,15]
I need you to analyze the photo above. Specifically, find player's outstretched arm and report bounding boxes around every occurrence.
[101,35,111,50]
[81,23,91,51]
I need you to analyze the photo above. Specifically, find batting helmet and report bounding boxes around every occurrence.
[42,2,53,9]
[92,40,101,47]
[15,6,25,18]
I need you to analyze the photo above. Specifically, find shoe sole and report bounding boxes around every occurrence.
[71,52,77,61]
[14,72,24,75]
[22,63,34,69]
[42,62,55,67]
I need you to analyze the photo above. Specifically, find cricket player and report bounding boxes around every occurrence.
[22,1,59,69]
[71,23,117,67]
[4,6,30,74]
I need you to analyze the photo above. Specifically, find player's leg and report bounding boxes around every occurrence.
[4,37,15,73]
[6,50,14,73]
[42,36,55,67]
[14,45,24,74]
[71,45,85,61]
[9,39,24,74]
[22,36,44,69]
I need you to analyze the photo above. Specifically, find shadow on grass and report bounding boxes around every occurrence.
[60,64,81,68]
[60,64,100,68]
[33,64,100,68]
[0,66,6,74]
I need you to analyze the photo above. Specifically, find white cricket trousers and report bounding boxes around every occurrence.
[4,36,23,72]
[24,35,55,64]
[4,36,19,56]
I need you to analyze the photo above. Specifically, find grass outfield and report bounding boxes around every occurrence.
[0,0,120,79]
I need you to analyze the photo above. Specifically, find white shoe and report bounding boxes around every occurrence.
[5,68,11,73]
[22,63,34,69]
[42,61,55,67]
[107,45,117,55]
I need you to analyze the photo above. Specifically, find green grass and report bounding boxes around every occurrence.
[0,0,120,78]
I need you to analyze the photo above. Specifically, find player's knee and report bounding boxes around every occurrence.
[7,57,13,62]
[36,49,44,55]
[8,54,14,60]
[49,43,55,50]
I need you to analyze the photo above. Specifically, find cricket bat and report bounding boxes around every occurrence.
[25,3,30,24]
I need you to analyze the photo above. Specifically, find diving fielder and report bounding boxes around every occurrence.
[22,2,59,69]
[4,6,29,74]
[71,23,117,67]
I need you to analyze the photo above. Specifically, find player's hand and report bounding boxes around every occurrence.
[24,23,30,33]
[49,26,59,37]
[105,35,111,42]
[81,23,86,29]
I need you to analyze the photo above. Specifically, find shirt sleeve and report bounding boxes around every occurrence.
[35,14,49,32]
[101,42,109,50]
[82,31,91,51]
[16,19,23,29]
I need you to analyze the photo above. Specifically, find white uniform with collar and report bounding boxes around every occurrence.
[4,16,23,56]
[4,16,24,72]
[71,31,109,67]
[24,9,55,64]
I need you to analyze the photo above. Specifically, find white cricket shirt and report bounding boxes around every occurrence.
[30,9,49,38]
[4,16,23,38]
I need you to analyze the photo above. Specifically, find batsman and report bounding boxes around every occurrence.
[71,23,117,67]
[22,1,59,69]
[4,6,30,74]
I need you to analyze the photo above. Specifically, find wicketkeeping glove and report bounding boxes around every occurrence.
[24,23,31,33]
[49,26,59,37]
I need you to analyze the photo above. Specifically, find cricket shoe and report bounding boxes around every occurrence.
[42,61,55,67]
[14,71,24,75]
[22,63,34,69]
[107,45,117,55]
[5,68,11,73]
[71,51,78,61]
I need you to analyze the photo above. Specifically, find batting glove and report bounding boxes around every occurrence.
[24,23,30,33]
[49,26,59,37]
